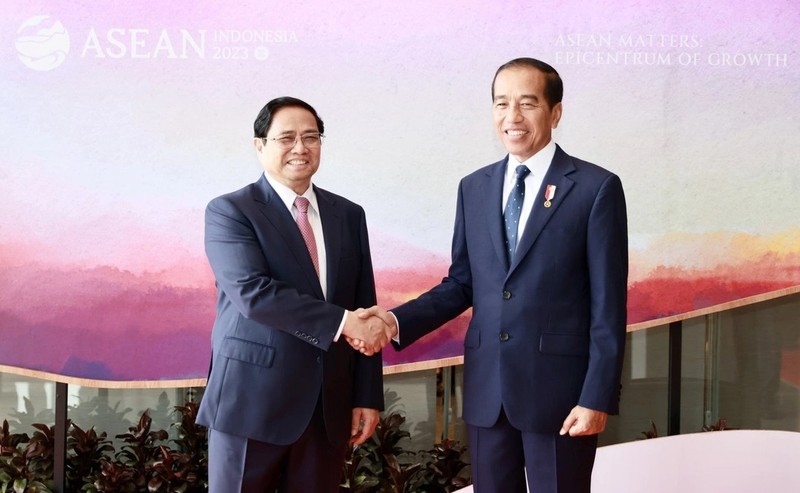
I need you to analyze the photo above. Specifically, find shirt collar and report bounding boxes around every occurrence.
[505,140,556,182]
[263,172,319,213]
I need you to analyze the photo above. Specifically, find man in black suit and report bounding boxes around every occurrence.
[197,97,392,492]
[362,58,628,492]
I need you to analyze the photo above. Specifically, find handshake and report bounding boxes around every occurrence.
[342,306,397,356]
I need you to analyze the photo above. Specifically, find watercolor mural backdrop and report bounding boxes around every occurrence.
[1,0,798,384]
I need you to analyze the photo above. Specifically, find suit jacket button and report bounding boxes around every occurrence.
[502,290,512,300]
[499,332,510,342]
[316,356,322,364]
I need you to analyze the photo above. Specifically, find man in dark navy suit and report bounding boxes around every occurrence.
[197,97,391,492]
[362,58,628,492]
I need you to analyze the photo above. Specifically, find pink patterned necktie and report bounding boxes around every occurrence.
[294,197,319,277]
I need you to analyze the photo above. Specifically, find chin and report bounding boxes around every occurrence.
[506,145,531,156]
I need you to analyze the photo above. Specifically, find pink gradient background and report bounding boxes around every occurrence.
[1,0,798,382]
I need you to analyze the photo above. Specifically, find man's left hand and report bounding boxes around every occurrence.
[350,407,380,446]
[559,406,608,436]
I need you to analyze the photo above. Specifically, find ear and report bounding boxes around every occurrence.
[550,102,563,129]
[253,137,263,152]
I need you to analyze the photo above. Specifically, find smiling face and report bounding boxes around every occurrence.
[254,106,321,195]
[492,66,563,162]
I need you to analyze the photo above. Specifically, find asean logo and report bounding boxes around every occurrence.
[16,15,70,71]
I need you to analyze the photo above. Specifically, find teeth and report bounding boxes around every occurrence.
[506,130,527,136]
[288,160,307,165]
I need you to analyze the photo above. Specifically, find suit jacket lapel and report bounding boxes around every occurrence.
[509,145,576,275]
[253,176,325,299]
[316,186,341,301]
[483,158,511,271]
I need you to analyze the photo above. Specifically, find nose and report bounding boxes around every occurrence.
[508,104,523,122]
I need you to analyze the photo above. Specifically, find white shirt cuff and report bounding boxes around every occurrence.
[389,311,400,343]
[333,310,347,342]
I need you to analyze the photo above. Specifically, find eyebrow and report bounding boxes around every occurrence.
[272,130,320,136]
[493,94,540,102]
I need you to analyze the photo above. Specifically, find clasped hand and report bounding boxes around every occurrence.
[342,306,397,356]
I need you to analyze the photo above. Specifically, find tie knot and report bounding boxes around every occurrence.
[294,196,310,213]
[515,165,531,181]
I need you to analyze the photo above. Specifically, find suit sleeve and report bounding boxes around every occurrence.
[204,196,345,351]
[579,173,628,414]
[392,179,474,349]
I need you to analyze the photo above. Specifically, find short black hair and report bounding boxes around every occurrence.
[491,58,563,108]
[253,97,325,138]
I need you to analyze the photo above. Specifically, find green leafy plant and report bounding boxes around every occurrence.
[3,393,470,493]
[113,410,168,491]
[342,443,381,493]
[342,411,422,492]
[0,420,29,456]
[340,408,471,493]
[0,420,54,493]
[22,424,55,487]
[78,395,208,493]
[66,423,114,490]
[85,458,138,492]
[146,399,207,493]
[414,439,470,492]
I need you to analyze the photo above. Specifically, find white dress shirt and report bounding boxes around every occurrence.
[393,141,557,343]
[263,172,347,340]
[501,140,556,243]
